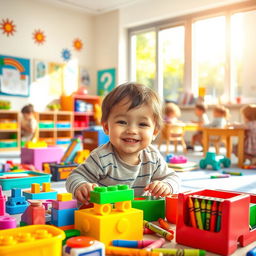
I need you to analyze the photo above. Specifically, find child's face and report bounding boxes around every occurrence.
[213,110,222,118]
[195,108,203,117]
[102,98,158,164]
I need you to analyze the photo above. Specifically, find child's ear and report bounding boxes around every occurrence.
[102,122,109,135]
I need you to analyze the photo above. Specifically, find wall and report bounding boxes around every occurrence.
[0,0,94,111]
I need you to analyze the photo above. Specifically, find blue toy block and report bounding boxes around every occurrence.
[23,190,57,200]
[166,153,174,163]
[6,188,29,214]
[51,208,78,226]
[199,152,231,170]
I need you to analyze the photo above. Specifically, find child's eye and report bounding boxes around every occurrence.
[139,123,149,127]
[117,120,127,125]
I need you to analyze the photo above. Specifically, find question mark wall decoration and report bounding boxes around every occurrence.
[97,68,116,96]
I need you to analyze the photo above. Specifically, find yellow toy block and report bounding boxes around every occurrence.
[57,193,72,202]
[75,207,143,245]
[115,201,131,212]
[25,141,47,149]
[42,182,51,192]
[94,203,112,216]
[31,183,40,193]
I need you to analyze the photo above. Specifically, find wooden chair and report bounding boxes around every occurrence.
[158,123,187,154]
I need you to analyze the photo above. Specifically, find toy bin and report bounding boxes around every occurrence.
[0,139,18,148]
[0,224,65,256]
[176,189,256,256]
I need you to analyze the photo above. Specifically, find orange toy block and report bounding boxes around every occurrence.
[31,183,40,193]
[57,193,72,202]
[42,182,51,192]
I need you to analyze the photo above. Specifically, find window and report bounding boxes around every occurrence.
[159,26,185,101]
[131,31,156,89]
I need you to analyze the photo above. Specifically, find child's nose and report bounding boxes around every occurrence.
[126,125,137,134]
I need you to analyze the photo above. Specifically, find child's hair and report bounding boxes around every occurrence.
[21,104,34,114]
[195,103,207,113]
[241,104,256,121]
[164,103,181,117]
[101,82,163,130]
[213,105,229,119]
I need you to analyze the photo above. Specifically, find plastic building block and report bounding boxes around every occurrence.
[0,215,16,230]
[50,163,78,181]
[90,185,134,205]
[51,208,78,227]
[166,194,178,224]
[250,204,256,228]
[23,183,57,200]
[170,155,187,164]
[132,196,165,221]
[176,189,256,255]
[21,146,64,170]
[25,141,47,148]
[21,200,45,225]
[0,186,6,216]
[199,152,231,170]
[61,138,82,163]
[0,224,65,256]
[63,236,105,256]
[52,199,77,210]
[166,154,174,163]
[58,225,75,231]
[63,229,81,245]
[58,193,73,202]
[6,188,29,214]
[73,149,90,164]
[247,247,256,256]
[0,171,51,191]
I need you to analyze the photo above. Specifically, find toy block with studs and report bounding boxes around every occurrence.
[23,182,57,200]
[21,200,45,225]
[75,185,143,246]
[6,188,29,214]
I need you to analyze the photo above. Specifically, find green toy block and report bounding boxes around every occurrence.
[250,203,256,228]
[132,196,165,221]
[19,221,27,227]
[63,229,81,245]
[90,184,134,204]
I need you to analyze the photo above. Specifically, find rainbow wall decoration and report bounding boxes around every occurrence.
[0,55,30,97]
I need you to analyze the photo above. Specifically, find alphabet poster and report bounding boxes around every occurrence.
[97,68,116,96]
[0,55,30,97]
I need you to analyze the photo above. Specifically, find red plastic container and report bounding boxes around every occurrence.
[166,194,178,224]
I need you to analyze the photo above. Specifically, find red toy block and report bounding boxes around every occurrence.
[21,146,64,171]
[176,189,256,256]
[21,200,45,225]
[166,194,178,224]
[52,199,78,210]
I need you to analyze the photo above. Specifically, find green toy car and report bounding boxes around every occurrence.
[199,152,231,170]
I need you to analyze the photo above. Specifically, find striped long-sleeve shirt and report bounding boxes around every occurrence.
[66,142,180,197]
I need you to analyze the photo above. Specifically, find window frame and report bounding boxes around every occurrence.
[128,0,256,103]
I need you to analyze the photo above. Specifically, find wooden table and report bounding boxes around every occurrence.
[202,127,245,167]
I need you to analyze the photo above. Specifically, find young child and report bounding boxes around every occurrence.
[232,104,256,164]
[66,83,180,203]
[21,104,38,143]
[187,104,209,150]
[164,102,181,124]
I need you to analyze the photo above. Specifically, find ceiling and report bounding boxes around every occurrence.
[42,0,144,14]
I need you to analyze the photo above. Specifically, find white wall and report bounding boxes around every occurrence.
[0,0,94,111]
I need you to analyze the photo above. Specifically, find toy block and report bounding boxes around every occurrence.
[21,200,45,225]
[132,196,165,221]
[199,152,231,170]
[25,141,48,148]
[90,185,134,205]
[0,215,16,230]
[75,207,143,246]
[0,186,6,216]
[58,225,75,231]
[115,201,132,212]
[42,182,51,192]
[52,199,78,210]
[63,229,81,245]
[6,188,29,215]
[166,194,178,224]
[50,163,78,181]
[23,183,57,200]
[250,204,256,228]
[63,236,105,256]
[58,193,73,202]
[31,183,40,193]
[51,208,78,227]
[0,225,65,256]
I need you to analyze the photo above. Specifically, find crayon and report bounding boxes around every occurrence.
[216,202,222,232]
[151,248,206,256]
[106,246,163,256]
[205,200,212,230]
[145,238,165,249]
[192,195,224,203]
[144,227,155,234]
[143,220,174,241]
[222,171,243,176]
[194,198,203,230]
[200,199,206,229]
[112,239,155,248]
[188,196,197,228]
[210,174,230,179]
[158,218,174,234]
[210,201,218,232]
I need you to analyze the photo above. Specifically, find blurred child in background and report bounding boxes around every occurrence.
[21,104,38,143]
[164,102,181,124]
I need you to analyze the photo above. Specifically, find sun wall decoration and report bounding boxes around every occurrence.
[73,38,83,51]
[0,18,16,36]
[61,49,71,61]
[33,29,46,45]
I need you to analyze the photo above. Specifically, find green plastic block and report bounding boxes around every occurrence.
[132,196,165,221]
[250,203,256,228]
[19,221,27,227]
[63,229,81,245]
[90,184,134,204]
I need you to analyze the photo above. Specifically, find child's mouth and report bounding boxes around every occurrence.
[122,138,140,143]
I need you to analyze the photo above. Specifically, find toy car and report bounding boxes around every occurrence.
[199,152,231,170]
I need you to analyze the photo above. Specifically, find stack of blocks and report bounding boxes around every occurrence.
[6,188,29,214]
[23,183,57,200]
[75,185,143,245]
[51,193,78,230]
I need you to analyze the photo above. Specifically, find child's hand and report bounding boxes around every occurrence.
[75,183,98,203]
[144,181,171,197]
